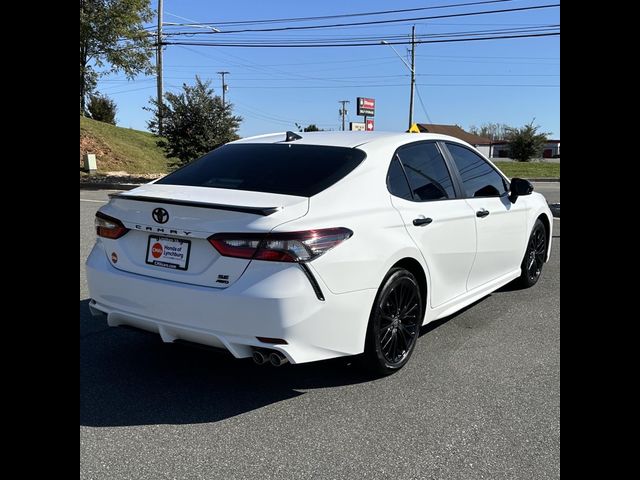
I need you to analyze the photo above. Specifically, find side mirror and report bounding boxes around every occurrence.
[509,177,534,203]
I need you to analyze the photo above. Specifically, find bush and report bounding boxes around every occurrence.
[87,94,117,125]
[146,76,242,168]
[505,121,550,162]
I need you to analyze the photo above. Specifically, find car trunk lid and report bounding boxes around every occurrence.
[97,184,309,288]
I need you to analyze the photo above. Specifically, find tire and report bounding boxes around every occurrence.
[518,219,547,288]
[363,268,423,376]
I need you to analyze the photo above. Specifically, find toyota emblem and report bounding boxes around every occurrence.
[152,207,169,224]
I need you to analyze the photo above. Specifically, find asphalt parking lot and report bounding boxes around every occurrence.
[531,182,559,205]
[80,187,560,480]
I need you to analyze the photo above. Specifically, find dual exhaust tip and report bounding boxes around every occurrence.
[253,349,288,367]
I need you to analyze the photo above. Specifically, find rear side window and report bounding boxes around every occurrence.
[156,143,367,197]
[396,142,456,201]
[386,157,413,200]
[445,143,508,198]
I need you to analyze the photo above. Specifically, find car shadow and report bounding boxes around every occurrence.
[418,296,489,336]
[81,299,380,427]
[80,292,491,428]
[495,280,525,293]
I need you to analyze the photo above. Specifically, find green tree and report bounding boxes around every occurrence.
[146,76,243,167]
[295,123,323,132]
[80,0,154,114]
[468,122,510,141]
[87,93,118,124]
[505,121,551,162]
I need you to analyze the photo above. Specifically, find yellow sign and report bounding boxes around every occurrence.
[408,123,420,133]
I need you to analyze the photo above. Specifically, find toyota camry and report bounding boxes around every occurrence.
[86,131,552,374]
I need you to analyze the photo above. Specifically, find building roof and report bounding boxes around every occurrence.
[416,123,492,145]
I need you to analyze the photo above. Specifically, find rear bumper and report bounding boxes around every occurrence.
[86,243,376,364]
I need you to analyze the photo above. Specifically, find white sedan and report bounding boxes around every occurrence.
[86,131,552,375]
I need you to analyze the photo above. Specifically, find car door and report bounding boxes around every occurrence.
[442,142,528,291]
[388,141,477,308]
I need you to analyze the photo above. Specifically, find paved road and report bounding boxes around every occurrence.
[80,190,560,480]
[531,182,560,205]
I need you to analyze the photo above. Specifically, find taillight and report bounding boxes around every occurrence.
[208,228,353,263]
[95,212,129,239]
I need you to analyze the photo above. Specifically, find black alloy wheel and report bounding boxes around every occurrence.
[519,219,547,288]
[364,268,423,375]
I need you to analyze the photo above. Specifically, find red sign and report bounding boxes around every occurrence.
[366,118,374,131]
[357,97,375,117]
[151,243,163,258]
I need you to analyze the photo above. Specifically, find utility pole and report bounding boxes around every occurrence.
[409,25,416,130]
[217,71,230,107]
[339,100,350,131]
[156,0,164,135]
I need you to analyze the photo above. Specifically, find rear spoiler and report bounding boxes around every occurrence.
[108,193,281,216]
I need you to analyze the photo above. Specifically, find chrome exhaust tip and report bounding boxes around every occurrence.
[269,351,289,367]
[252,349,268,365]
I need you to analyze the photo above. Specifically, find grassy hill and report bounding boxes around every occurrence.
[493,161,560,179]
[80,117,559,179]
[80,116,172,174]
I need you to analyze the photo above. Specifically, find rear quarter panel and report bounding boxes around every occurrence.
[273,142,431,298]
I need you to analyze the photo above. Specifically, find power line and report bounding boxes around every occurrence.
[175,44,351,83]
[414,85,433,124]
[169,0,512,27]
[159,4,559,35]
[227,83,560,89]
[157,52,559,69]
[160,24,560,43]
[104,73,558,81]
[164,31,560,48]
[234,100,335,127]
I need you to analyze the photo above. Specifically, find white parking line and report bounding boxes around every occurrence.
[80,199,107,203]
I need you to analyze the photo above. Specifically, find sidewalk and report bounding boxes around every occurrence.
[80,173,160,190]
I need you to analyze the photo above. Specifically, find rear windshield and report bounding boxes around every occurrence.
[156,143,367,197]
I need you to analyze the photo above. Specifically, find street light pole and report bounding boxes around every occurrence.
[381,25,416,130]
[339,100,350,131]
[156,0,164,135]
[217,71,229,107]
[409,25,416,130]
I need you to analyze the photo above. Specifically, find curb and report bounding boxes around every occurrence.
[81,178,560,190]
[80,182,140,190]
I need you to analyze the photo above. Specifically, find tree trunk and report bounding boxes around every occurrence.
[80,0,87,115]
[80,65,86,114]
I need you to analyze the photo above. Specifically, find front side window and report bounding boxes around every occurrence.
[395,143,456,201]
[446,143,508,198]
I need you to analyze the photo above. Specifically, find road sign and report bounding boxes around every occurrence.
[357,97,375,117]
[350,122,366,131]
[366,118,374,131]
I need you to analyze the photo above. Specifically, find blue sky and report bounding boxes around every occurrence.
[96,0,560,138]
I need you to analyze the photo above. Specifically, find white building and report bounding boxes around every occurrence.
[491,140,560,159]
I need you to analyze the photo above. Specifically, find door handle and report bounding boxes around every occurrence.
[413,217,433,226]
[476,209,490,218]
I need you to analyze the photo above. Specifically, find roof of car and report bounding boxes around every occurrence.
[230,131,470,149]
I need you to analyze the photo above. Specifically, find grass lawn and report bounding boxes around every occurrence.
[492,161,560,179]
[80,116,174,174]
